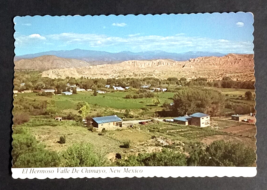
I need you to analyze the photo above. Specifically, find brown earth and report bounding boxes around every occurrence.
[201,124,256,149]
[15,55,91,70]
[41,54,254,81]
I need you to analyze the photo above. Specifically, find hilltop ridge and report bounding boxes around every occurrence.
[41,54,254,81]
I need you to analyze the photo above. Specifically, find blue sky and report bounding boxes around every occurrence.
[14,13,254,56]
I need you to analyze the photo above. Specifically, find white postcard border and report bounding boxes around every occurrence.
[12,167,257,179]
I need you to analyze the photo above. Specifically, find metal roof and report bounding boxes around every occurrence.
[232,114,244,117]
[93,115,122,124]
[174,116,191,122]
[190,112,209,118]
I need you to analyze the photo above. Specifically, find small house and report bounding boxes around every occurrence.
[141,85,151,89]
[87,89,93,91]
[105,85,110,88]
[190,112,210,127]
[62,92,72,95]
[55,117,62,121]
[76,88,86,92]
[174,116,191,125]
[231,114,247,122]
[97,90,106,94]
[113,86,125,91]
[13,90,18,94]
[22,90,33,93]
[41,89,55,93]
[92,115,123,130]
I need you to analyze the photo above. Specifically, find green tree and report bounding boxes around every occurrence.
[172,88,224,116]
[93,90,98,96]
[60,143,106,167]
[245,91,253,100]
[79,102,90,119]
[152,97,160,106]
[12,128,60,168]
[116,149,187,166]
[73,87,77,94]
[187,141,256,166]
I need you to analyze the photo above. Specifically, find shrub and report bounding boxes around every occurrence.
[13,113,30,125]
[88,126,97,132]
[12,128,60,168]
[116,149,187,166]
[187,140,256,166]
[245,91,253,100]
[125,95,132,99]
[60,143,106,167]
[121,140,131,148]
[59,136,66,144]
[133,95,139,99]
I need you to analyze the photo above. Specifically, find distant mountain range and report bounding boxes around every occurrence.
[15,49,226,64]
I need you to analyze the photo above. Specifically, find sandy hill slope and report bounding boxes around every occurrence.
[41,54,254,81]
[14,55,91,70]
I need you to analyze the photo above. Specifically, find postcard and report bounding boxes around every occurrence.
[12,13,256,178]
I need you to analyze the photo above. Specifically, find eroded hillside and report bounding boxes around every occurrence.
[40,54,254,81]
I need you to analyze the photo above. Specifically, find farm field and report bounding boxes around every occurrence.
[19,116,256,161]
[17,91,175,110]
[20,118,122,154]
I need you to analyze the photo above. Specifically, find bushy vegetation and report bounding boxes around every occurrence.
[13,113,30,125]
[59,135,66,144]
[121,140,131,148]
[12,127,107,168]
[12,128,61,168]
[116,149,187,166]
[172,88,225,116]
[187,141,256,166]
[60,143,106,167]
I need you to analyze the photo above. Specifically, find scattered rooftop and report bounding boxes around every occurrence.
[93,115,122,124]
[190,112,209,118]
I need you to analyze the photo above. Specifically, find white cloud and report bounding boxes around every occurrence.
[15,34,47,48]
[236,22,244,27]
[28,34,46,40]
[14,32,253,54]
[22,23,31,26]
[112,23,127,27]
[44,32,253,54]
[128,33,140,37]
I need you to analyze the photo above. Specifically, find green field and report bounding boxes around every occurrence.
[17,91,175,110]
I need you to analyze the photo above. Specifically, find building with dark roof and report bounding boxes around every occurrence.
[231,114,247,122]
[92,115,122,130]
[190,112,210,127]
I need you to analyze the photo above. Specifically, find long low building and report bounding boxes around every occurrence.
[231,114,247,122]
[92,115,123,130]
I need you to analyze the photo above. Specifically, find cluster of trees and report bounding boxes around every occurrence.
[15,71,254,94]
[125,91,155,99]
[116,141,255,167]
[13,97,57,116]
[220,77,254,89]
[171,88,225,116]
[186,141,255,166]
